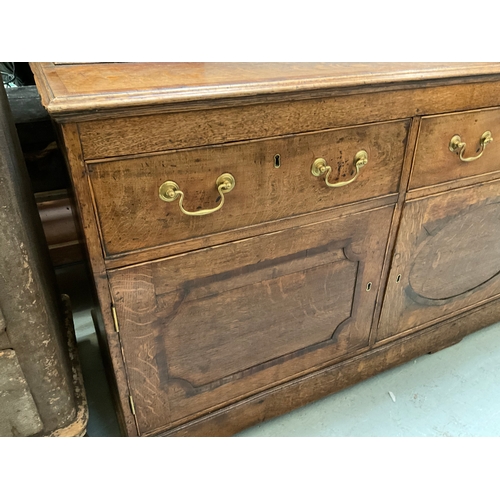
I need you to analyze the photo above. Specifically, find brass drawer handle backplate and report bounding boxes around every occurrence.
[449,131,493,162]
[311,150,368,188]
[159,173,235,216]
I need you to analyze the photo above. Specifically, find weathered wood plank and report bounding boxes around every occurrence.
[0,83,76,433]
[0,350,43,436]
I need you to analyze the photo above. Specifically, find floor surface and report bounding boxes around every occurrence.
[59,263,500,437]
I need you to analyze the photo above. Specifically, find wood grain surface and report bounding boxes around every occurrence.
[89,120,408,257]
[31,63,500,436]
[377,178,500,341]
[103,193,399,269]
[410,107,500,189]
[58,123,138,436]
[109,205,394,435]
[30,62,500,117]
[76,80,500,159]
[161,293,500,436]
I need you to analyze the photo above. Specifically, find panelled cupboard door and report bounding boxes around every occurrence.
[377,179,500,342]
[108,205,394,435]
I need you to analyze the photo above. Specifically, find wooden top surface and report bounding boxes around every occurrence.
[31,62,500,117]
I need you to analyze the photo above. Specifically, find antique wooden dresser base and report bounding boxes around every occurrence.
[32,63,500,436]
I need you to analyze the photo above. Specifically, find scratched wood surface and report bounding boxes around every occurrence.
[410,107,500,190]
[0,349,43,436]
[58,123,138,435]
[31,63,500,436]
[162,293,500,436]
[377,178,500,342]
[77,80,500,159]
[30,62,500,117]
[109,205,394,435]
[89,120,408,258]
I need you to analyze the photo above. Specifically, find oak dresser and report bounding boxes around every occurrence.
[31,62,500,436]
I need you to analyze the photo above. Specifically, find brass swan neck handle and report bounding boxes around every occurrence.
[159,173,235,216]
[311,150,368,188]
[449,131,493,162]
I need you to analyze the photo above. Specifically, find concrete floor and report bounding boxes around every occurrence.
[60,263,500,437]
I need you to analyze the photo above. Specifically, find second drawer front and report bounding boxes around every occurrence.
[410,107,500,190]
[88,120,409,257]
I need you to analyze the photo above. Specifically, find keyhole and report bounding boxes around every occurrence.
[366,282,372,291]
[274,154,281,168]
[396,274,402,283]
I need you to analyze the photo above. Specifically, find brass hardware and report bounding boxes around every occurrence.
[111,304,120,333]
[449,131,493,162]
[274,154,281,168]
[366,282,372,291]
[129,395,136,416]
[159,173,235,216]
[396,274,402,283]
[311,150,368,188]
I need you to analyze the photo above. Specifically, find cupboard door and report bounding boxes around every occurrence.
[108,206,393,435]
[377,179,500,342]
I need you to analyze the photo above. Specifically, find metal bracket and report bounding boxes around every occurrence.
[129,395,136,416]
[111,304,120,333]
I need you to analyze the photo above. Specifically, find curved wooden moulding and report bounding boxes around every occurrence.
[109,206,393,434]
[377,180,500,343]
[408,202,500,303]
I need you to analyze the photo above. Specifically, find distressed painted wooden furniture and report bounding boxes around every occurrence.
[0,83,87,436]
[31,63,500,436]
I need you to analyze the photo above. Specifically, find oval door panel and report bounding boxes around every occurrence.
[409,202,500,301]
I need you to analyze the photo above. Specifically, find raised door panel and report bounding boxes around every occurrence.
[377,179,500,341]
[109,205,394,435]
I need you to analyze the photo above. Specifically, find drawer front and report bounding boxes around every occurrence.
[410,107,500,190]
[109,205,394,435]
[377,179,500,341]
[88,120,409,257]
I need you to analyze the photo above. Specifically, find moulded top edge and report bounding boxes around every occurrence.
[30,62,500,117]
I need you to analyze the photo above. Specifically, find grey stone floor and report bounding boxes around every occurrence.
[58,263,500,437]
